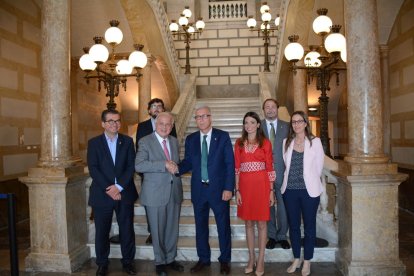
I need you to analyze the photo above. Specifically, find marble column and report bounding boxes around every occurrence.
[138,55,155,123]
[334,0,407,275]
[19,0,89,273]
[292,60,308,113]
[380,45,391,157]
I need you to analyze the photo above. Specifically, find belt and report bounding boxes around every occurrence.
[201,181,209,187]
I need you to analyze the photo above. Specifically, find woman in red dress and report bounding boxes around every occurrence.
[235,111,276,276]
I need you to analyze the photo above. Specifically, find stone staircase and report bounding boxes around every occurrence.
[86,97,337,262]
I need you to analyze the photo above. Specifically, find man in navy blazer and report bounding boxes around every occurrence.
[134,98,177,245]
[178,105,235,275]
[88,109,138,276]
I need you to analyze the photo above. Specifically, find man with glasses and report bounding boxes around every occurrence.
[133,98,177,245]
[261,98,291,250]
[87,109,138,276]
[178,105,235,274]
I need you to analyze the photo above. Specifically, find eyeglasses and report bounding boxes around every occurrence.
[105,119,121,125]
[291,120,305,125]
[194,114,211,120]
[150,104,164,109]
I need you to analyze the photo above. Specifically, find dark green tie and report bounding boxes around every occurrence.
[270,123,276,149]
[201,135,209,181]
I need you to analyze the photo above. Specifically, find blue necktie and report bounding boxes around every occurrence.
[201,135,209,182]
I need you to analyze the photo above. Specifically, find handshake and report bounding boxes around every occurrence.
[165,160,179,175]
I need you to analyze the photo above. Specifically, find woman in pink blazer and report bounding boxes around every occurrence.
[281,111,324,276]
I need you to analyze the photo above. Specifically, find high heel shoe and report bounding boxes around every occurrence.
[244,261,256,274]
[287,259,302,273]
[301,261,311,276]
[255,262,264,276]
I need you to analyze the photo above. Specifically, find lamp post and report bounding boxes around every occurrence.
[169,6,205,74]
[284,9,347,157]
[79,20,148,110]
[247,2,280,72]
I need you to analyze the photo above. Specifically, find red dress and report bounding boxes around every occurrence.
[235,138,275,221]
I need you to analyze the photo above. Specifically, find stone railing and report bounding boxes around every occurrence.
[317,156,339,244]
[209,1,248,21]
[146,0,180,84]
[171,75,197,142]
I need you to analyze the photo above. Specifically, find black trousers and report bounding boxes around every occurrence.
[93,201,135,266]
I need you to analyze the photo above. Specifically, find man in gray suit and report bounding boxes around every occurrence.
[135,112,184,276]
[261,98,291,250]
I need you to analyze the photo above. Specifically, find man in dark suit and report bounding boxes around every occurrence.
[261,98,291,250]
[135,98,177,245]
[178,105,235,275]
[87,109,138,276]
[135,112,184,276]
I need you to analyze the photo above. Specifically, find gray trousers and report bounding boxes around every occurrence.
[146,197,181,265]
[267,184,289,241]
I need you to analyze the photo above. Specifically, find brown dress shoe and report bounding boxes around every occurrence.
[190,261,210,273]
[220,262,231,274]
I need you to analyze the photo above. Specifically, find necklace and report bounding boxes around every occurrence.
[294,138,304,150]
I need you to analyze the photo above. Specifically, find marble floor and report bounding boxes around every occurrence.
[0,209,413,275]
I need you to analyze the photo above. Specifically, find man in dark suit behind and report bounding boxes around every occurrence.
[135,98,177,245]
[261,98,291,250]
[136,98,177,151]
[87,109,138,276]
[178,105,235,275]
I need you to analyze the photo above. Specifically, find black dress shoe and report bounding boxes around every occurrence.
[156,264,168,276]
[109,234,120,244]
[96,265,108,276]
[145,234,152,245]
[190,261,210,273]
[266,238,277,249]
[123,263,137,275]
[279,239,291,249]
[167,261,184,272]
[220,262,231,274]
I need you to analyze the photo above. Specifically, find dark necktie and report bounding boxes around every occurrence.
[201,135,209,182]
[270,122,276,149]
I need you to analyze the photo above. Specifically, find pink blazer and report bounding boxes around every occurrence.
[281,137,324,197]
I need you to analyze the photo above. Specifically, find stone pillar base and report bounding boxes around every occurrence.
[333,162,407,276]
[19,165,90,273]
[336,258,405,276]
[25,245,90,273]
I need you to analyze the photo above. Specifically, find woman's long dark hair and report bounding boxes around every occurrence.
[284,110,315,152]
[238,111,266,147]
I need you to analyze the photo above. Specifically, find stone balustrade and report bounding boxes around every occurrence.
[146,0,180,84]
[318,156,339,244]
[208,1,248,21]
[171,75,197,142]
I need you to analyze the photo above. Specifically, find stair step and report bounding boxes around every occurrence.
[197,97,260,103]
[108,216,246,238]
[87,235,337,262]
[134,199,238,217]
